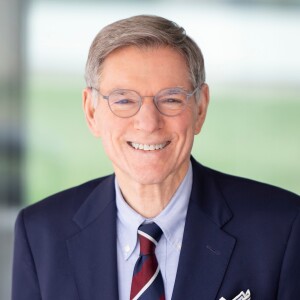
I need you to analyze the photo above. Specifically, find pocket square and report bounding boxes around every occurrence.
[219,289,251,300]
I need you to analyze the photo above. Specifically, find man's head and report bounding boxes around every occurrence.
[84,15,205,97]
[83,15,209,190]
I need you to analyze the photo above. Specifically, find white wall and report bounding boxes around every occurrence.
[28,2,300,85]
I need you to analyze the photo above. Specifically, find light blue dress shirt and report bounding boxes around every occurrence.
[115,162,193,300]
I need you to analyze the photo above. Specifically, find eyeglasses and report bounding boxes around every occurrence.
[91,86,199,118]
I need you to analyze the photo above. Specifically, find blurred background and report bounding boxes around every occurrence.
[1,0,299,298]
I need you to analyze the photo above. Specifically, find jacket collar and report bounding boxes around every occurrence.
[190,156,233,227]
[172,158,236,299]
[66,175,119,300]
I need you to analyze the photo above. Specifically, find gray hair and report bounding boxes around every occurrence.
[85,15,205,93]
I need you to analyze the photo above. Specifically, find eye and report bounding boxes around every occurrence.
[161,97,183,103]
[109,90,139,106]
[159,95,185,106]
[114,98,134,105]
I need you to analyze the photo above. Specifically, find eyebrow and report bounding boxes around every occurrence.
[108,86,188,94]
[166,87,186,93]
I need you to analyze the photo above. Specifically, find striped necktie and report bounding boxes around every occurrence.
[130,223,165,300]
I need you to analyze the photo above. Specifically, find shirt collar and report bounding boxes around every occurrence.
[116,162,193,260]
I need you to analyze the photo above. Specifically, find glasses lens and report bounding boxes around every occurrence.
[156,88,187,116]
[108,90,140,117]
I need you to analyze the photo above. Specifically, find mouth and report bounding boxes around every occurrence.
[128,141,170,151]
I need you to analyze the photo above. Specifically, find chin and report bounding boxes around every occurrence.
[130,170,169,186]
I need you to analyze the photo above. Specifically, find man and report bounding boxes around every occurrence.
[12,15,300,300]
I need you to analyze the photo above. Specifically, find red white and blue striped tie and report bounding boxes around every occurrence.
[130,223,165,300]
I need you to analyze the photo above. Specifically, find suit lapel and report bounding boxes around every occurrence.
[172,159,236,299]
[66,175,119,300]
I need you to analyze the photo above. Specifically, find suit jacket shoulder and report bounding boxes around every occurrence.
[12,174,118,300]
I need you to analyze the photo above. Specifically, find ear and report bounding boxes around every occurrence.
[82,87,101,137]
[194,83,210,135]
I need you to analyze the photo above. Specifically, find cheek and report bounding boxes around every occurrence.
[172,115,196,147]
[97,117,129,150]
[100,131,120,162]
[181,107,200,134]
[94,107,116,137]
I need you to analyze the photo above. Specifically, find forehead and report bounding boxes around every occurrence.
[99,46,192,91]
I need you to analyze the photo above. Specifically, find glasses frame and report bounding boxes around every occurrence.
[90,86,200,118]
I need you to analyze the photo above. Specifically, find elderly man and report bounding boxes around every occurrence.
[12,15,300,300]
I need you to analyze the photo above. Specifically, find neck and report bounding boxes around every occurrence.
[115,166,189,218]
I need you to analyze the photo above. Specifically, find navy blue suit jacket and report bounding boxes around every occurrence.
[12,158,300,299]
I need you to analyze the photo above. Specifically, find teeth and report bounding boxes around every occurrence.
[130,142,168,151]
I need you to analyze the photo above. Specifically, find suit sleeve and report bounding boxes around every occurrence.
[277,209,300,298]
[12,210,42,300]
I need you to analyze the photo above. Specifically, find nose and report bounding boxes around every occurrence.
[133,97,164,133]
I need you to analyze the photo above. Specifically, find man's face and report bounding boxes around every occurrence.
[83,46,209,187]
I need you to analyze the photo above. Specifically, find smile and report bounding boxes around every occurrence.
[128,141,170,151]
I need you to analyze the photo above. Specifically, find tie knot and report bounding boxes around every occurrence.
[138,223,163,255]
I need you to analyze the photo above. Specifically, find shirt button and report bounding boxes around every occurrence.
[124,245,130,253]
